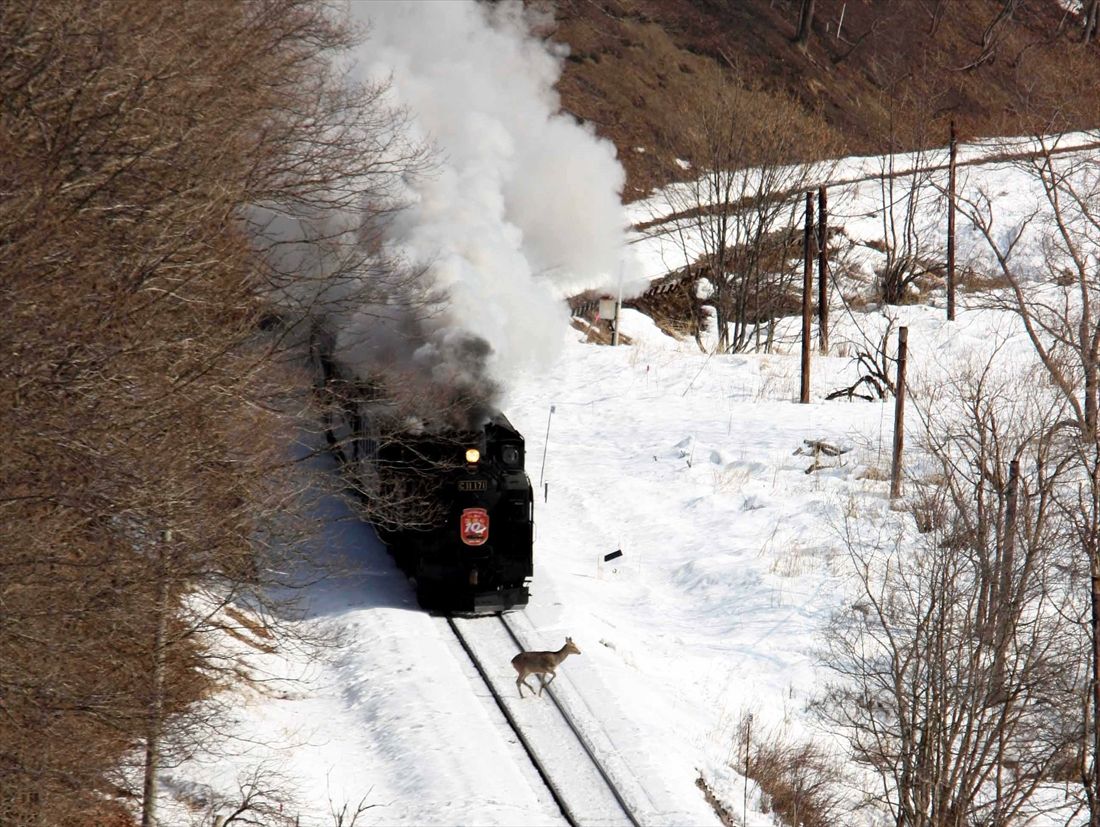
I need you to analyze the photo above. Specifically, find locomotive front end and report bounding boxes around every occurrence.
[411,414,534,614]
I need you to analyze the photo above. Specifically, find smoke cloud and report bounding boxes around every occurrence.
[332,0,634,416]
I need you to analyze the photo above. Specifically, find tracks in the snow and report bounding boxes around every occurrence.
[447,614,643,827]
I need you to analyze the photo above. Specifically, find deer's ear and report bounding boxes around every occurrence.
[566,637,572,642]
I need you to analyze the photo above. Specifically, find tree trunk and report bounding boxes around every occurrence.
[1087,358,1098,441]
[990,458,1019,702]
[715,266,730,354]
[796,0,816,46]
[141,542,170,827]
[1091,555,1100,825]
[1085,0,1100,44]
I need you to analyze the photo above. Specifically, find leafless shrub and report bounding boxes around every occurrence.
[827,315,898,402]
[212,764,298,827]
[326,792,379,827]
[956,131,1100,819]
[735,718,848,827]
[869,85,947,307]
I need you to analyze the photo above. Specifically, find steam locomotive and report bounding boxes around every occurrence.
[311,336,534,613]
[373,415,534,613]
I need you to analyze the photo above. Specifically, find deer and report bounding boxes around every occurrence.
[511,637,581,698]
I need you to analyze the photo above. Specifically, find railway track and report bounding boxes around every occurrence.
[447,614,645,827]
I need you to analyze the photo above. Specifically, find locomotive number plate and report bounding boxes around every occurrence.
[458,479,487,492]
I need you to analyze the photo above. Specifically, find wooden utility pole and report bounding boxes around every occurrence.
[801,192,814,404]
[1001,458,1019,606]
[817,186,829,353]
[142,530,171,827]
[889,327,908,499]
[947,120,957,322]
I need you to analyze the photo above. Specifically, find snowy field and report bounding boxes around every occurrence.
[158,292,1065,826]
[144,5,1100,823]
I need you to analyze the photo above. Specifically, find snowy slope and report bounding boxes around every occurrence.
[158,304,1017,826]
[156,131,1100,825]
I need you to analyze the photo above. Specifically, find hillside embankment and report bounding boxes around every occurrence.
[548,0,1100,198]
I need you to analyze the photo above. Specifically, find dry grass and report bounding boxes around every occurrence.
[770,543,814,578]
[736,719,848,827]
[857,463,890,482]
[957,266,1011,294]
[712,464,753,495]
[553,0,1100,197]
[696,774,737,827]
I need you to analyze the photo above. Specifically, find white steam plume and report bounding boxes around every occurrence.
[339,0,635,401]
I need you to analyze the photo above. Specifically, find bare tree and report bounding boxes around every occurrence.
[795,0,816,47]
[960,0,1023,71]
[648,66,835,354]
[956,132,1100,822]
[1085,0,1100,44]
[817,361,1082,825]
[874,148,944,305]
[863,77,949,307]
[0,1,426,823]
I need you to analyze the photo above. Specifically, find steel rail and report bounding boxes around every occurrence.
[445,616,578,827]
[497,614,643,827]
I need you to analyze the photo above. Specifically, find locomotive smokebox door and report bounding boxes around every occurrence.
[460,507,489,546]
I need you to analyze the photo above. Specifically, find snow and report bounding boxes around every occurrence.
[155,135,1100,825]
[156,309,963,826]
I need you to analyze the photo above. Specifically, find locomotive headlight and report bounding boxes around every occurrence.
[465,448,480,464]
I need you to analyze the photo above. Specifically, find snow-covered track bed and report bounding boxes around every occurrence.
[447,615,645,827]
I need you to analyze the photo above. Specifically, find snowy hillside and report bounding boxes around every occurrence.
[157,296,1062,826]
[143,1,1100,822]
[154,121,1100,824]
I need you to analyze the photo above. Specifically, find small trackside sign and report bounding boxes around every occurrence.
[460,508,490,546]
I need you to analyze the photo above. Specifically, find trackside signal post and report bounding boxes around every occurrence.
[598,295,621,347]
[890,327,909,500]
[801,192,814,403]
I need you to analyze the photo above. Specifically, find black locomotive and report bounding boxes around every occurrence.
[373,415,534,613]
[311,333,534,613]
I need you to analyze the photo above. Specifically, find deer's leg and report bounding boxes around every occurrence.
[517,676,533,698]
[543,670,557,690]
